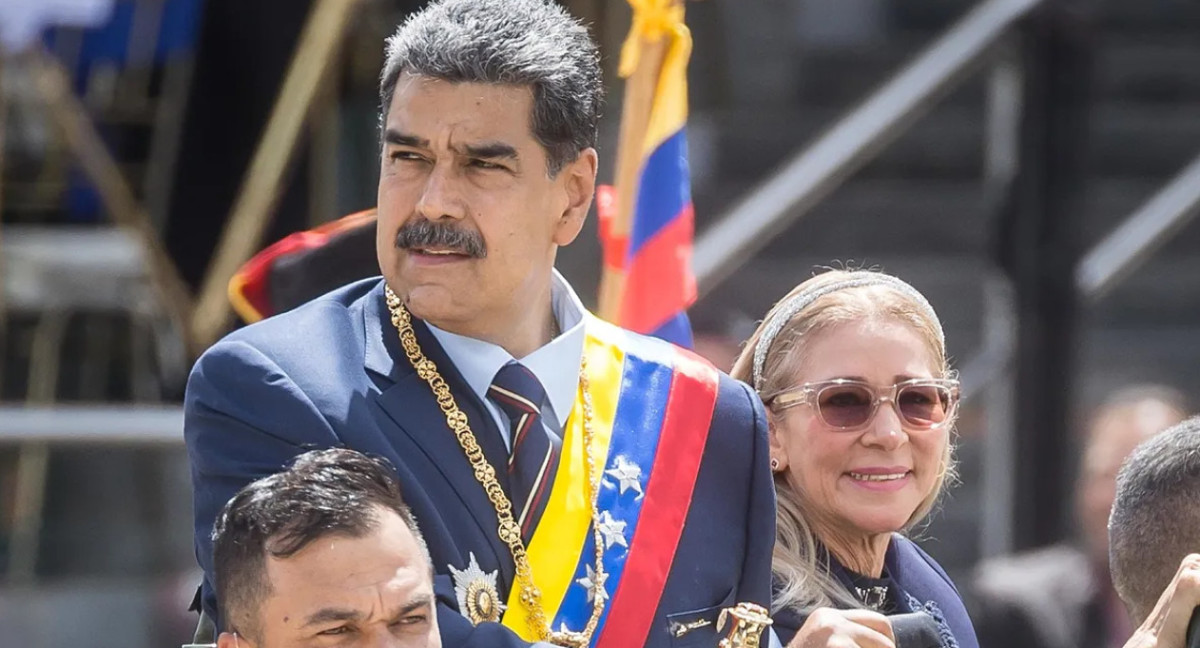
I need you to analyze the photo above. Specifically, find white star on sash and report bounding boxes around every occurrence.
[596,511,628,550]
[604,455,643,497]
[577,564,609,604]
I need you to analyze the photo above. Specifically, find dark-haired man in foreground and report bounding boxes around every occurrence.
[211,448,440,648]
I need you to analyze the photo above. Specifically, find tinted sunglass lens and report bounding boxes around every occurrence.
[897,385,951,427]
[818,385,874,428]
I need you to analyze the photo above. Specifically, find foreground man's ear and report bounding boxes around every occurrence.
[215,631,252,648]
[1121,553,1200,648]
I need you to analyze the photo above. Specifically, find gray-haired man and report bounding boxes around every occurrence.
[185,1,775,646]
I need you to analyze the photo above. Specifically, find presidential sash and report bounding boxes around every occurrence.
[501,316,720,646]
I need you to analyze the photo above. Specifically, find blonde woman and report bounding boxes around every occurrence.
[732,269,978,648]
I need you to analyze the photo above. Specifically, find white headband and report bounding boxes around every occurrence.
[751,274,945,391]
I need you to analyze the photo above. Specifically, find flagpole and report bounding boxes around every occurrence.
[597,0,681,321]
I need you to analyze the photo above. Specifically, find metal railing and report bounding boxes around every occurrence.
[0,405,183,585]
[0,406,184,445]
[962,147,1200,403]
[1077,151,1200,302]
[693,0,1043,294]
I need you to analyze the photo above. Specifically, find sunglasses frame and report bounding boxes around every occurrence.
[768,377,961,431]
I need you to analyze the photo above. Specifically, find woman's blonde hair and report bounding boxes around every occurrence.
[730,268,959,613]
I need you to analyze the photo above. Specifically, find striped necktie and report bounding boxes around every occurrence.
[487,361,560,543]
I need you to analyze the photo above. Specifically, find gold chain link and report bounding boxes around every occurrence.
[386,288,608,647]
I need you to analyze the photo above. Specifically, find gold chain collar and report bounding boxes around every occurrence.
[385,287,608,647]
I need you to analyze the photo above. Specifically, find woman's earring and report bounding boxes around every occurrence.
[770,457,780,471]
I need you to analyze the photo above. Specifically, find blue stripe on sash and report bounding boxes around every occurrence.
[551,339,676,640]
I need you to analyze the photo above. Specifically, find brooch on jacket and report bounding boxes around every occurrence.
[450,552,505,625]
[717,602,774,647]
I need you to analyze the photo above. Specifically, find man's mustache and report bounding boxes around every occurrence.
[394,220,487,259]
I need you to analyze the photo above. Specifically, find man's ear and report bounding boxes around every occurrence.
[552,147,598,246]
[217,631,253,648]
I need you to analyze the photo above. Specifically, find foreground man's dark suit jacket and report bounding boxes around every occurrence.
[185,278,776,647]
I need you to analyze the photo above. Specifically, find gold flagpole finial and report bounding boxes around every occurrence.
[619,0,689,78]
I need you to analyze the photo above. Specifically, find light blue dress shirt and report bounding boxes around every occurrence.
[426,269,586,450]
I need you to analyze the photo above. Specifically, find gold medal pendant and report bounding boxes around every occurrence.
[449,553,505,625]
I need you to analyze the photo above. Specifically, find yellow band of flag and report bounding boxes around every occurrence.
[501,324,623,638]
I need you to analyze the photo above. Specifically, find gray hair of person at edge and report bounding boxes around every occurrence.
[1109,415,1200,622]
[378,0,603,176]
[210,447,432,642]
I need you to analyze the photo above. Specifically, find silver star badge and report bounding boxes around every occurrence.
[604,455,644,497]
[576,564,609,604]
[596,511,628,550]
[449,552,505,625]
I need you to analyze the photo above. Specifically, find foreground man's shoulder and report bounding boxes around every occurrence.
[198,278,383,369]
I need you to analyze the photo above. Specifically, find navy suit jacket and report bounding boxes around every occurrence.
[772,535,979,648]
[186,278,775,647]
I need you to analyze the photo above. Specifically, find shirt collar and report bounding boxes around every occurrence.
[425,269,586,428]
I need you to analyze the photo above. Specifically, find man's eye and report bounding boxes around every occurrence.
[390,151,425,162]
[469,159,504,170]
[318,625,353,636]
[394,614,428,626]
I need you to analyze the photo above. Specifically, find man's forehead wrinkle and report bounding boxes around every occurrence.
[374,583,389,623]
[397,120,522,160]
[285,578,412,630]
[302,606,361,628]
[386,80,537,156]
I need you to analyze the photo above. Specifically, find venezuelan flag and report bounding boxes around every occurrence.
[500,318,719,646]
[598,0,696,348]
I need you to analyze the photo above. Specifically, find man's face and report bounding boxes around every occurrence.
[376,73,596,338]
[220,508,441,648]
[1077,400,1185,569]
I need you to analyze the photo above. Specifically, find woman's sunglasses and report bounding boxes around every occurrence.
[768,378,960,431]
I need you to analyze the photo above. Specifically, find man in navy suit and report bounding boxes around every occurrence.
[185,1,775,646]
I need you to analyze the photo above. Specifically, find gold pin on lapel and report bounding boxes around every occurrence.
[671,616,713,638]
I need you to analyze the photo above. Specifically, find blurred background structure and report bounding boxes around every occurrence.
[1,0,1199,645]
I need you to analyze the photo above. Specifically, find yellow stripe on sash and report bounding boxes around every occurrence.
[502,324,623,639]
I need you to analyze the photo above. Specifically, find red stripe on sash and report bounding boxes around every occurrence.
[594,348,719,648]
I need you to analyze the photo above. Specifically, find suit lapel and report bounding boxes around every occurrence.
[398,315,513,490]
[363,283,515,591]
